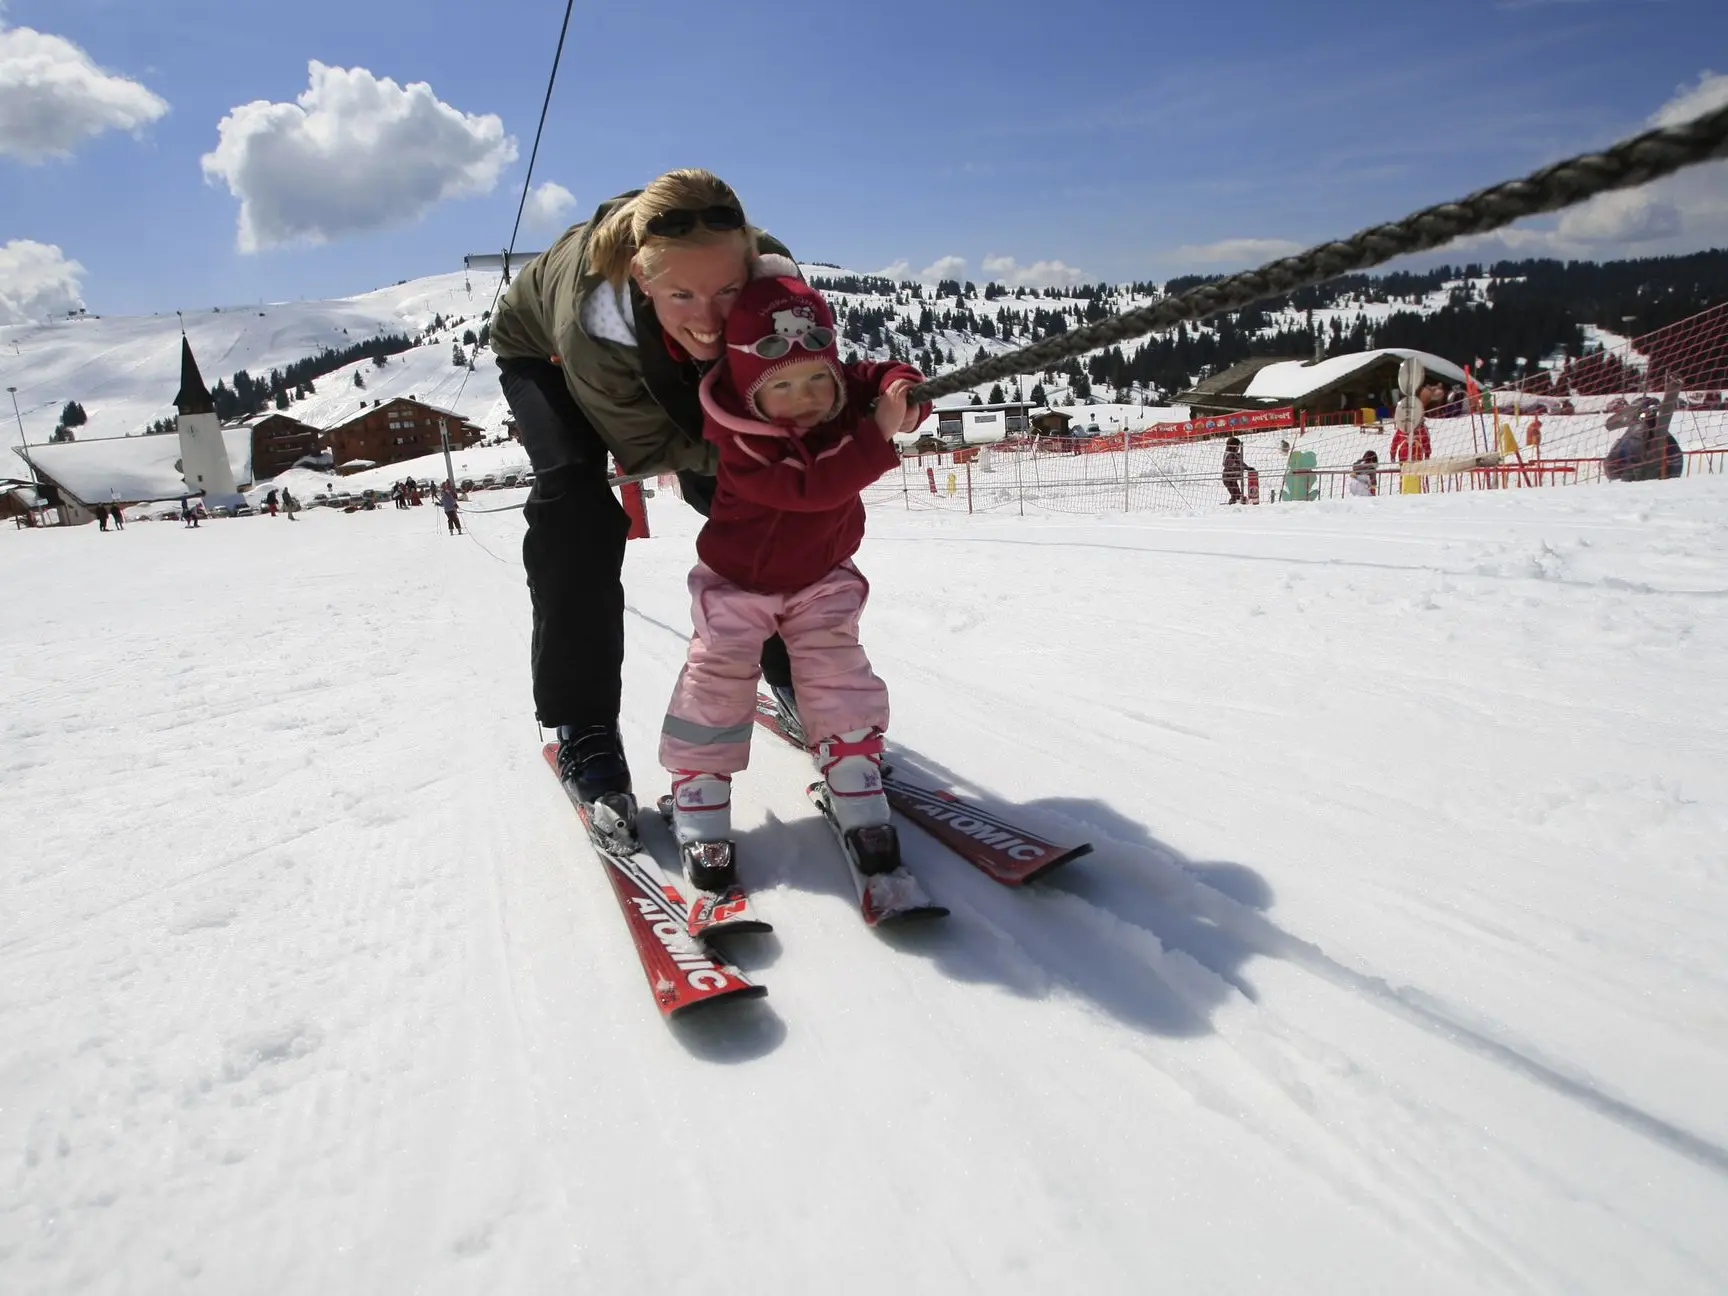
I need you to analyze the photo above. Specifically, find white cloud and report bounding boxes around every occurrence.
[919,255,968,283]
[1447,70,1728,264]
[0,19,168,162]
[0,239,86,324]
[200,61,518,252]
[980,255,1088,288]
[1171,237,1305,267]
[869,253,1086,287]
[1556,189,1682,243]
[1651,70,1728,128]
[524,180,577,228]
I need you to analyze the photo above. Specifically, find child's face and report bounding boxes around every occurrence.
[755,359,837,429]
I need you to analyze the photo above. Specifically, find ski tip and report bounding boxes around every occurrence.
[874,904,949,925]
[664,982,769,1017]
[1015,842,1096,886]
[695,919,774,940]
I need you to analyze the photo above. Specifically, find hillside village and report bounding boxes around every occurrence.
[4,250,1726,522]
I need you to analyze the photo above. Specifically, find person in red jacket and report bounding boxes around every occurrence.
[658,275,927,846]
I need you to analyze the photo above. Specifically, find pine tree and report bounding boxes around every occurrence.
[275,390,290,410]
[988,383,1005,403]
[452,340,467,367]
[354,370,366,389]
[60,400,88,428]
[1029,382,1047,405]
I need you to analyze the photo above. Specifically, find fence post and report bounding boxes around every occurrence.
[620,478,650,539]
[1122,423,1131,512]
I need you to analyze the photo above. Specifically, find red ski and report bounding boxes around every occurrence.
[542,745,765,1018]
[879,773,1091,887]
[752,695,1091,886]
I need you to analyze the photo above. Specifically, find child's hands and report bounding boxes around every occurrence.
[874,379,915,438]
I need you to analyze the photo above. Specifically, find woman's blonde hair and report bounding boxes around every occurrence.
[588,168,759,285]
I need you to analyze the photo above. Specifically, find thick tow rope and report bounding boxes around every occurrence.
[904,103,1728,405]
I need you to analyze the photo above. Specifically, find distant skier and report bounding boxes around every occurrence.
[1221,436,1247,504]
[658,275,928,851]
[181,495,199,528]
[438,482,462,534]
[265,488,279,517]
[281,487,300,521]
[1604,378,1683,482]
[109,503,125,530]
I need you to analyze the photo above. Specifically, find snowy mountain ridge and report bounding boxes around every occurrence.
[2,259,1509,460]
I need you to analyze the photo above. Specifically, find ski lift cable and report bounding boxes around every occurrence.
[449,0,577,414]
[904,102,1728,406]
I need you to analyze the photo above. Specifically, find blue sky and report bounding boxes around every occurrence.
[2,0,1726,320]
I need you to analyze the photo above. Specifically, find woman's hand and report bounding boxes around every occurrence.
[874,379,916,438]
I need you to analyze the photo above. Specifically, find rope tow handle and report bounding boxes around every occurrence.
[902,103,1728,407]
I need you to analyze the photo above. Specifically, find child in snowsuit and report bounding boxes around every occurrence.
[438,483,462,534]
[1221,436,1246,504]
[1348,449,1379,496]
[659,273,927,845]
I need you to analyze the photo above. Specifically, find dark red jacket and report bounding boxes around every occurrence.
[695,361,923,594]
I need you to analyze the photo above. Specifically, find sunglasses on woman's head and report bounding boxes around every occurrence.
[643,204,746,238]
[729,327,836,360]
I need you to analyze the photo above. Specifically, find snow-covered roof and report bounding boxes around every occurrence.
[18,428,254,504]
[1242,348,1467,401]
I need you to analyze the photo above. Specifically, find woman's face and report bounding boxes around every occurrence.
[632,240,749,361]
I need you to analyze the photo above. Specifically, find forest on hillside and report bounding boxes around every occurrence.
[816,249,1728,398]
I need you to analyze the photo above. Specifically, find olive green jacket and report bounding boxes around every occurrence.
[489,192,790,477]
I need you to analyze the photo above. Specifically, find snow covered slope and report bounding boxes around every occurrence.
[3,475,1726,1293]
[1,270,513,451]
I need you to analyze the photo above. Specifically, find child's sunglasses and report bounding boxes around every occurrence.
[729,327,836,360]
[643,204,746,238]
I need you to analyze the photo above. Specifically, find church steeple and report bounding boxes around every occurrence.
[174,336,215,416]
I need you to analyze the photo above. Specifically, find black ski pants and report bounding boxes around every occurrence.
[501,358,790,730]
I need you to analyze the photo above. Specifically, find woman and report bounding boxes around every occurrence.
[490,169,923,817]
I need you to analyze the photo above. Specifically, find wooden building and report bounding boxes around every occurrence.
[243,413,324,480]
[322,398,484,470]
[1180,348,1466,420]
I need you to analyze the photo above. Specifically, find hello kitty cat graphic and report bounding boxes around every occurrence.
[770,306,818,340]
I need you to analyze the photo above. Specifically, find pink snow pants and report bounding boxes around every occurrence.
[659,561,889,774]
